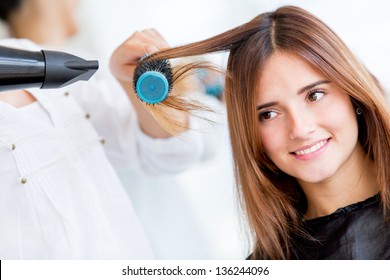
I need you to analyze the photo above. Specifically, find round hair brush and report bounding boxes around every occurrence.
[133,57,173,104]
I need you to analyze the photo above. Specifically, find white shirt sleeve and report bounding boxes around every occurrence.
[68,66,223,175]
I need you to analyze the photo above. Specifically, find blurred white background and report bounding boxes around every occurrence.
[2,0,389,259]
[69,0,390,90]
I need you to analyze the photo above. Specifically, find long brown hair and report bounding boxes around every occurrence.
[147,5,390,259]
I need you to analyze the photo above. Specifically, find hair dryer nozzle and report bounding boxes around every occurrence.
[42,50,99,89]
[0,45,99,92]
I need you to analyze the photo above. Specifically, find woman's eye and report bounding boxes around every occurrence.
[259,111,277,121]
[307,90,325,102]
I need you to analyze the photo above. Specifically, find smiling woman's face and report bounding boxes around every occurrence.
[256,51,360,185]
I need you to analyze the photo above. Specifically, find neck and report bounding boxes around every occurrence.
[300,145,378,219]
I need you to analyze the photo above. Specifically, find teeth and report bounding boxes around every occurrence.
[294,140,327,155]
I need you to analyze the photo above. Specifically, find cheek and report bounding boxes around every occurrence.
[259,125,285,158]
[323,97,358,135]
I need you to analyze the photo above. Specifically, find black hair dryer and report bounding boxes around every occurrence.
[0,45,98,92]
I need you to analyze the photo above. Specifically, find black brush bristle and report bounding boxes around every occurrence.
[133,58,173,103]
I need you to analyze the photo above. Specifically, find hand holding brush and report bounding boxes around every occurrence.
[109,29,189,137]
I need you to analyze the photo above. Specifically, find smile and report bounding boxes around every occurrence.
[293,139,328,155]
[291,138,331,160]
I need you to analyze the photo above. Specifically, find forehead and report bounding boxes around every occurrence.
[257,52,325,99]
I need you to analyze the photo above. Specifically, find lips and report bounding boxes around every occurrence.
[290,138,331,160]
[292,139,328,155]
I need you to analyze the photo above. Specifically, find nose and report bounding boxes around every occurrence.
[288,109,316,140]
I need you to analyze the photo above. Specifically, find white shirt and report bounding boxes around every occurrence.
[0,39,219,259]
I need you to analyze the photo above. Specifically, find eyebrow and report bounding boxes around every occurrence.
[256,80,331,111]
[256,101,278,111]
[298,80,331,95]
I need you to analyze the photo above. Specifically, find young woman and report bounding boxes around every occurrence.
[144,5,390,259]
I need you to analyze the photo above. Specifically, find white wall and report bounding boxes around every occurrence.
[72,0,390,89]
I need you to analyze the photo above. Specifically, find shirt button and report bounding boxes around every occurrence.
[21,178,27,184]
[100,138,105,145]
[85,113,91,119]
[64,92,70,96]
[11,144,16,150]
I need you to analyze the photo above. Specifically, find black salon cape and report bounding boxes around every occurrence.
[249,194,390,259]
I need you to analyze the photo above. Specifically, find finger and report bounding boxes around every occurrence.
[139,29,169,50]
[142,28,166,42]
[144,45,159,55]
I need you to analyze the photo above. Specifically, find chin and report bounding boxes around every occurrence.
[66,24,79,38]
[296,170,334,184]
